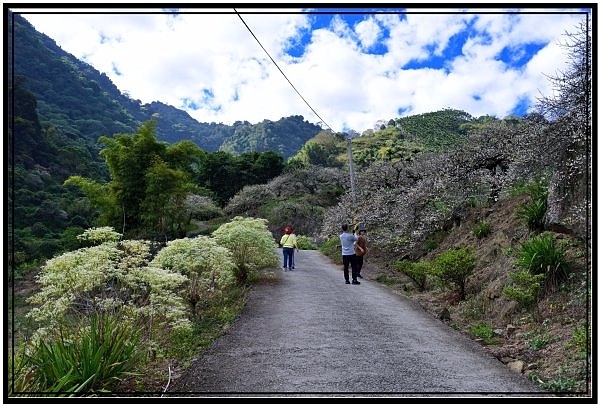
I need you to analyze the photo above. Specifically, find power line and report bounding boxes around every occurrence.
[233,9,335,133]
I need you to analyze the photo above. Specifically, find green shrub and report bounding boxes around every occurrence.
[26,238,193,354]
[541,376,578,392]
[472,220,491,239]
[529,333,553,350]
[394,259,431,291]
[12,313,141,394]
[503,270,545,309]
[149,235,237,316]
[517,197,547,231]
[319,236,341,263]
[515,232,569,289]
[513,176,549,231]
[212,216,279,284]
[296,235,317,250]
[432,246,476,300]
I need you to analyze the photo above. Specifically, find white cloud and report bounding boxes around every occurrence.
[20,8,589,133]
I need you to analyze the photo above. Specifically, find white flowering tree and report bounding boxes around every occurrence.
[149,236,237,316]
[26,228,192,349]
[212,216,279,284]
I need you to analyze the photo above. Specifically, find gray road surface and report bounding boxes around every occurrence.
[168,249,547,397]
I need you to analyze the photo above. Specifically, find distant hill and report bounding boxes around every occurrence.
[9,13,322,158]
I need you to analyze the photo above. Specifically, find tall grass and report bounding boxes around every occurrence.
[10,313,141,395]
[516,232,569,288]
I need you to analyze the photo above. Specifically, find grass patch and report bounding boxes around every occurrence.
[467,321,499,345]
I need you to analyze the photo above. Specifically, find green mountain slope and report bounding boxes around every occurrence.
[9,13,323,157]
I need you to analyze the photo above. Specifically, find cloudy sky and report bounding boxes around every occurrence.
[18,6,589,133]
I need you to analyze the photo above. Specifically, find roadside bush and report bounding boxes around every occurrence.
[567,321,590,359]
[11,313,141,394]
[432,246,476,300]
[26,235,192,351]
[515,232,569,290]
[296,235,317,250]
[319,236,342,264]
[212,216,279,284]
[503,270,545,309]
[424,230,447,252]
[149,236,237,317]
[394,259,431,291]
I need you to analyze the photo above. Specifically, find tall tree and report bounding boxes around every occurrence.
[535,20,592,239]
[66,119,204,238]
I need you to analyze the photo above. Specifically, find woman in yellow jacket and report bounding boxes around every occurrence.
[280,226,298,271]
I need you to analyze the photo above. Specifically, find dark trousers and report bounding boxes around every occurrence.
[283,247,295,268]
[356,255,364,274]
[342,254,358,281]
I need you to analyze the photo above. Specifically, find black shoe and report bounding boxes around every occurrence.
[345,280,350,284]
[352,280,361,285]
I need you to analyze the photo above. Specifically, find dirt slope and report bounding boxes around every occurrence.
[363,195,591,395]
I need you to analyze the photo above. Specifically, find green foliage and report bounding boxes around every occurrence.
[220,115,322,160]
[567,322,590,358]
[467,321,498,345]
[517,198,547,231]
[319,236,342,263]
[149,236,237,317]
[503,270,545,309]
[432,246,476,300]
[211,216,279,284]
[529,334,553,350]
[11,313,141,394]
[472,220,492,239]
[76,226,122,245]
[512,176,549,231]
[540,375,579,392]
[394,259,431,291]
[462,295,490,321]
[26,236,192,348]
[288,131,344,168]
[295,235,317,250]
[515,232,569,289]
[424,230,447,252]
[197,150,284,205]
[387,108,471,151]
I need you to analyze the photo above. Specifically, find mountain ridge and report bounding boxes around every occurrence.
[10,13,323,159]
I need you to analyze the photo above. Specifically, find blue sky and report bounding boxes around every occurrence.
[18,6,589,133]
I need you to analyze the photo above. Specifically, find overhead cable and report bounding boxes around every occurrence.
[233,9,335,133]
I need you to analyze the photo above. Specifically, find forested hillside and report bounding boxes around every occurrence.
[7,12,321,270]
[9,14,322,156]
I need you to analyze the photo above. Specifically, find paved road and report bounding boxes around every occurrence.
[168,249,546,397]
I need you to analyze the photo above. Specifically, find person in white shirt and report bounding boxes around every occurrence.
[339,223,360,285]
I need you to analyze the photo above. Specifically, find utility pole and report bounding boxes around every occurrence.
[347,137,357,206]
[346,131,358,230]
